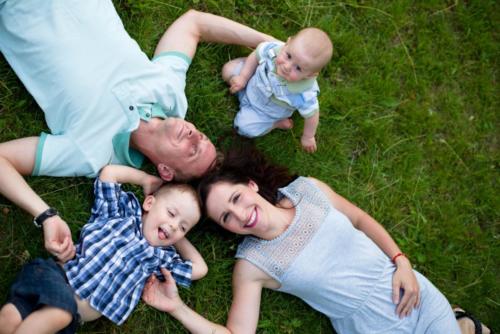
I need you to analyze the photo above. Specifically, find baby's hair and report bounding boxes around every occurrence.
[154,182,201,212]
[292,27,333,72]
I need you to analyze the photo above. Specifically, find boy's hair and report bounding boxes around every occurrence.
[292,27,333,72]
[154,183,201,213]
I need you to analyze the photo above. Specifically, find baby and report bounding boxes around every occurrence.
[0,165,207,334]
[222,27,333,153]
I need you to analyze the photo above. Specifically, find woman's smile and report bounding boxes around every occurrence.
[244,207,258,228]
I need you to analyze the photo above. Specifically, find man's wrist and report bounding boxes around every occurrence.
[33,207,59,228]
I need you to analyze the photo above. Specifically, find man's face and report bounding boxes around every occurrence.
[157,118,217,180]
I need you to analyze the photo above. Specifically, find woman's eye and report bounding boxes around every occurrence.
[168,210,174,217]
[296,65,302,72]
[222,213,229,224]
[286,52,291,59]
[232,194,240,203]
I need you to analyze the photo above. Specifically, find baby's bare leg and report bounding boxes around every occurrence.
[14,306,72,334]
[222,57,247,82]
[273,118,294,130]
[0,304,22,334]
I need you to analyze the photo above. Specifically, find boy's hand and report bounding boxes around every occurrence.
[43,216,76,262]
[229,75,248,94]
[301,135,317,153]
[142,174,163,196]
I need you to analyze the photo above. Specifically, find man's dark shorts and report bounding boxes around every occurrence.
[7,257,79,334]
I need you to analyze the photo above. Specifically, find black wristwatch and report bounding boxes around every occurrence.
[33,208,59,228]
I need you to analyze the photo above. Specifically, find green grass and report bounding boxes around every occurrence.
[1,0,498,333]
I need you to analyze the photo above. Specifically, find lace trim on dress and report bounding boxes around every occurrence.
[235,177,331,282]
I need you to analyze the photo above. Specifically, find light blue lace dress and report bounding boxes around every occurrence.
[236,177,460,333]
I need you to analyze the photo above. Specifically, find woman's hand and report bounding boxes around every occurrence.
[392,256,420,318]
[142,268,184,313]
[142,174,163,196]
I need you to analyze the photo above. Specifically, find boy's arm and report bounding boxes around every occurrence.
[301,111,319,153]
[0,137,75,262]
[99,165,163,195]
[174,237,208,280]
[229,50,258,94]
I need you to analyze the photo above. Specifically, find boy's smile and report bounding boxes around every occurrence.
[141,189,200,247]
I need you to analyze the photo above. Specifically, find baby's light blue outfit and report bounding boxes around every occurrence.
[233,41,319,137]
[236,177,460,334]
[0,0,191,177]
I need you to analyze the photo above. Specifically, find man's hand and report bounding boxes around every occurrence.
[392,256,420,318]
[229,75,248,94]
[42,215,75,263]
[301,135,317,153]
[143,268,183,313]
[142,174,164,196]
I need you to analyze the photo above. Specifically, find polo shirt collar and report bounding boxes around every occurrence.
[112,103,169,168]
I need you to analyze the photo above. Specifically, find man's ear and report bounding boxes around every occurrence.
[157,163,175,181]
[143,195,155,212]
[248,179,259,192]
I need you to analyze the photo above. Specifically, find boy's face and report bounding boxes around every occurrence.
[141,189,200,247]
[275,37,318,82]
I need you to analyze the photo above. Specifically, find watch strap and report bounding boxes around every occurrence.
[33,207,59,228]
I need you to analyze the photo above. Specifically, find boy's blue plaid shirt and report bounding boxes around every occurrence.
[64,179,192,325]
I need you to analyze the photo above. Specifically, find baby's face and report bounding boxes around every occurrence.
[275,37,318,82]
[141,189,200,247]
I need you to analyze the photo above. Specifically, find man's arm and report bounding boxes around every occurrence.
[154,10,275,58]
[0,137,75,261]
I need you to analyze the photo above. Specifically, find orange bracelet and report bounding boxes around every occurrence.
[391,252,405,263]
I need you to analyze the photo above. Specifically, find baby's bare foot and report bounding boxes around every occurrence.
[274,118,294,130]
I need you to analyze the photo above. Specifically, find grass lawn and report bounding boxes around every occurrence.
[0,0,498,333]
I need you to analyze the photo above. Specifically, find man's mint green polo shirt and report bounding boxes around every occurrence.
[0,0,191,177]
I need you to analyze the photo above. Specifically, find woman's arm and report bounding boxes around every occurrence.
[174,237,208,280]
[310,177,420,318]
[143,259,268,334]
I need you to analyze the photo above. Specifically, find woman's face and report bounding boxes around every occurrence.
[205,180,271,236]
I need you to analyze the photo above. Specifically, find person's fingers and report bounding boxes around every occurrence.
[415,290,420,308]
[392,281,400,305]
[47,239,63,255]
[160,267,173,282]
[402,295,416,317]
[58,241,75,262]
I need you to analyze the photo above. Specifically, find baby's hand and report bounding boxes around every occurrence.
[301,135,317,153]
[142,174,164,195]
[229,75,248,94]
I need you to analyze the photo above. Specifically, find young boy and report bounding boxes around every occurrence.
[0,165,207,334]
[222,28,333,153]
